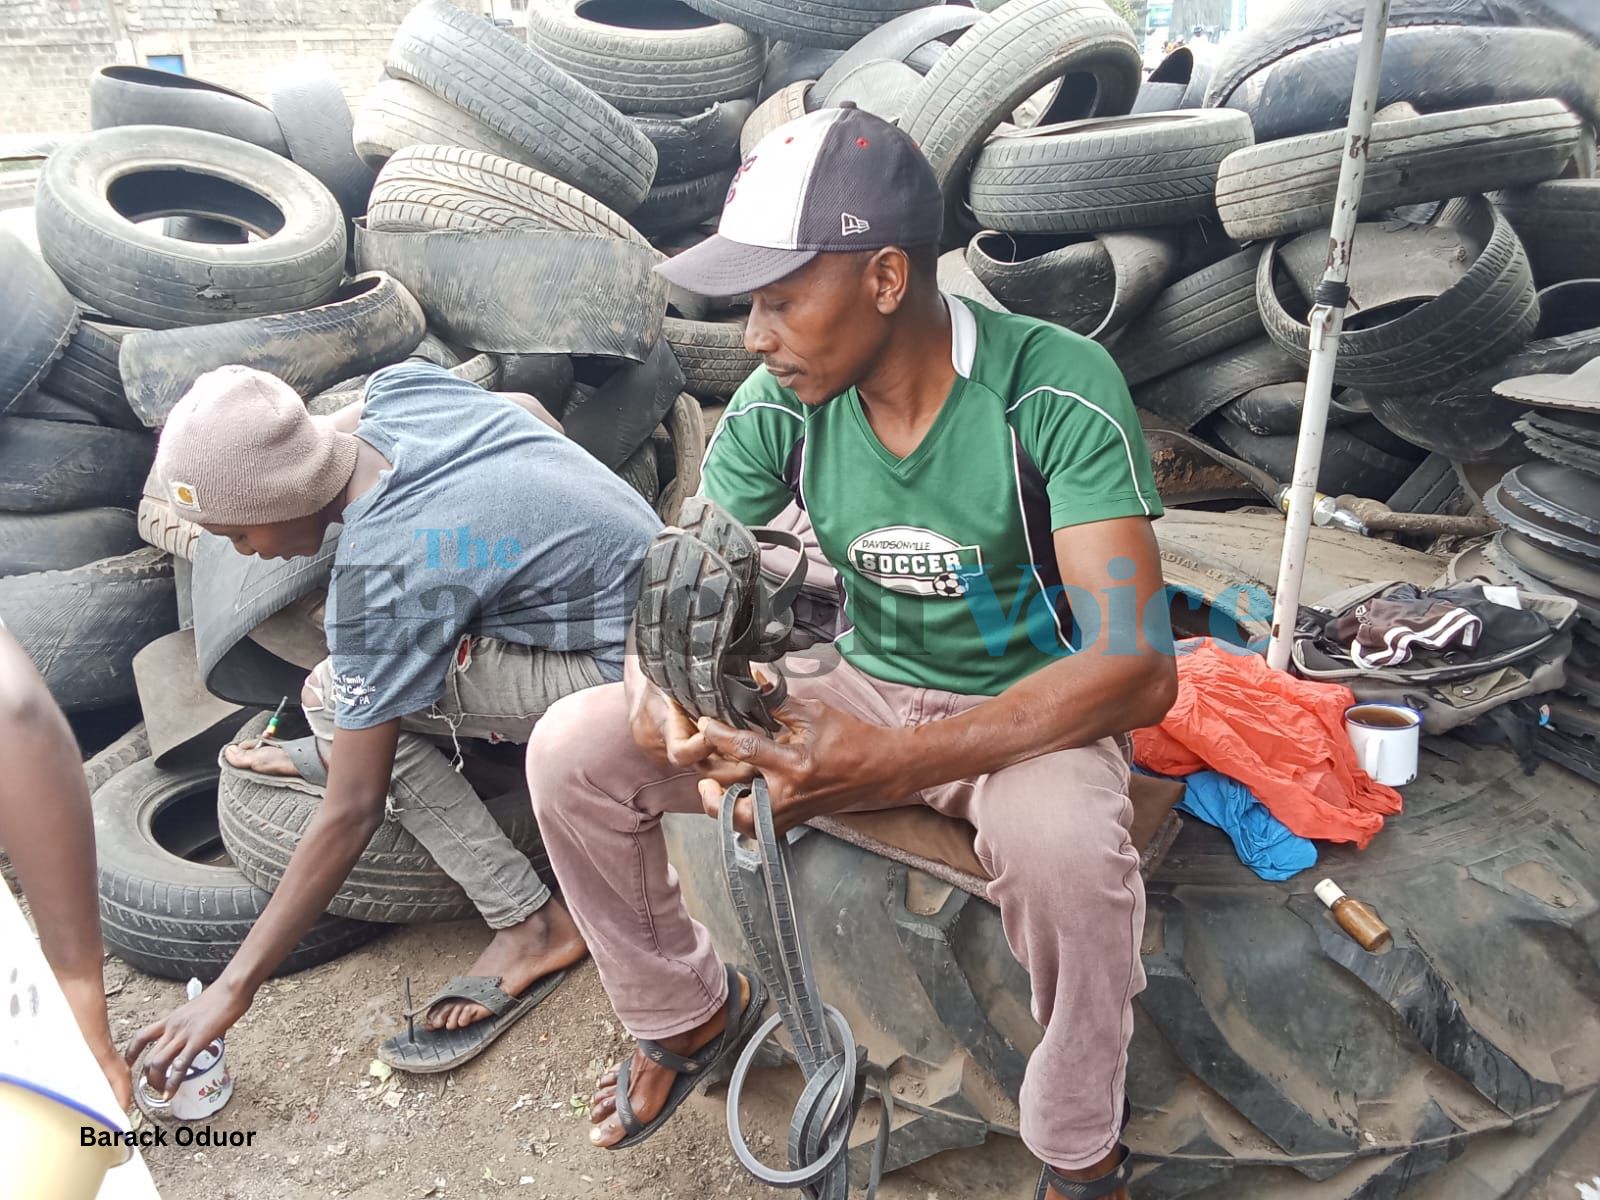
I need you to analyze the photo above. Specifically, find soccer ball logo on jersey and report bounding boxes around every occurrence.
[848,526,983,598]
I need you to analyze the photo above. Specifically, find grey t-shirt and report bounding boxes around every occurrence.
[324,362,661,730]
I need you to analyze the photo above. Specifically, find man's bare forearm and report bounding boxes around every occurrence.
[894,651,1176,795]
[0,690,105,987]
[214,723,398,999]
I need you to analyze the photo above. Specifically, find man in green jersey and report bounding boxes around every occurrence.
[529,107,1177,1199]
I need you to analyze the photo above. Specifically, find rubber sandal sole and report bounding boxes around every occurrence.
[636,526,770,729]
[610,965,769,1151]
[377,968,570,1075]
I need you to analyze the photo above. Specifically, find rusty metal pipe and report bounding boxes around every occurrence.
[1337,495,1500,537]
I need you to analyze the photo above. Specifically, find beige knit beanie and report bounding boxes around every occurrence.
[155,365,360,526]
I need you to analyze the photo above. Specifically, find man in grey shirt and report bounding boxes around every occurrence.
[129,361,661,1088]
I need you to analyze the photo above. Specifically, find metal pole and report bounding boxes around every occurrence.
[1264,0,1392,671]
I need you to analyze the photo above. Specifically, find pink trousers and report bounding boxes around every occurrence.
[526,647,1145,1170]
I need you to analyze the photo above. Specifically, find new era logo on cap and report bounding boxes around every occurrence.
[653,106,943,296]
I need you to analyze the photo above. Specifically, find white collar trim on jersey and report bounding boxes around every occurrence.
[943,292,976,379]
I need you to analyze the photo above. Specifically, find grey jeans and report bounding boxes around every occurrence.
[305,636,607,929]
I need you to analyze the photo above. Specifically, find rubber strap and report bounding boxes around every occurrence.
[720,779,886,1194]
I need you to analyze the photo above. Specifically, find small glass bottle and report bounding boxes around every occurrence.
[1315,879,1392,952]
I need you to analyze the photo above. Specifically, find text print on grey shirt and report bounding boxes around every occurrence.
[324,362,662,730]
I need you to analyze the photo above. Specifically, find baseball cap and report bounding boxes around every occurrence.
[655,105,944,296]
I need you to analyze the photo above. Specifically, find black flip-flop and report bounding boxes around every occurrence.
[377,970,570,1074]
[636,499,806,732]
[607,963,768,1150]
[1034,1100,1133,1199]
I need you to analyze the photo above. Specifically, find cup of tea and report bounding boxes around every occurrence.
[1345,702,1421,787]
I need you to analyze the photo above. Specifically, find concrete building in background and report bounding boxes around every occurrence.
[0,0,482,135]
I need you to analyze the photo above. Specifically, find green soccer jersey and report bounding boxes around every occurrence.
[700,296,1164,696]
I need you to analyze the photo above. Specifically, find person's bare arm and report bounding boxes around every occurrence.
[127,720,400,1093]
[699,518,1178,833]
[0,628,130,1107]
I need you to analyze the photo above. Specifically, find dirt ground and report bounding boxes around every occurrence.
[106,919,1049,1200]
[102,916,1600,1200]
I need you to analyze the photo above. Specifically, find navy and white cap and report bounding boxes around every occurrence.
[655,105,944,296]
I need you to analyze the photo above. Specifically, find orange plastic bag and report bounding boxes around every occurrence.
[1132,639,1402,848]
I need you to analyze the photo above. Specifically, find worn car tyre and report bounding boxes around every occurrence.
[682,0,939,51]
[386,0,657,214]
[663,316,760,399]
[1132,336,1305,430]
[118,272,427,428]
[900,0,1142,205]
[271,64,376,221]
[629,166,736,237]
[1207,417,1420,497]
[36,126,346,330]
[760,42,842,98]
[1,228,79,415]
[88,65,287,155]
[938,248,1007,312]
[352,79,540,171]
[1131,44,1198,113]
[1203,0,1589,112]
[1214,25,1600,144]
[1492,180,1600,288]
[967,228,1172,339]
[0,508,141,577]
[1216,100,1585,243]
[1219,383,1365,437]
[0,548,176,711]
[366,144,649,248]
[96,756,381,980]
[38,314,141,430]
[969,110,1253,235]
[217,714,550,924]
[526,0,763,114]
[633,100,754,185]
[1112,247,1264,388]
[813,6,980,104]
[740,79,813,156]
[83,722,151,796]
[137,464,203,562]
[1258,202,1539,394]
[0,417,152,514]
[1360,295,1600,464]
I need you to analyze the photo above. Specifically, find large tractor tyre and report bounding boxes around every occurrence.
[662,729,1600,1196]
[95,756,382,981]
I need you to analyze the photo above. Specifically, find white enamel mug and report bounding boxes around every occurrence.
[1345,702,1421,787]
